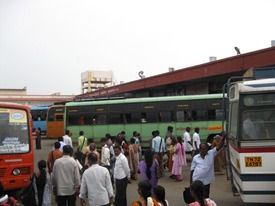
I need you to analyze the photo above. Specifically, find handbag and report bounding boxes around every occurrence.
[75,148,84,163]
[155,164,161,179]
[183,187,195,204]
[20,173,35,206]
[155,138,163,178]
[74,137,86,165]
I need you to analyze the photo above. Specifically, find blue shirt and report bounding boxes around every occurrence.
[191,148,217,185]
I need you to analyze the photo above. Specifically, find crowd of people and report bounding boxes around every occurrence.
[1,126,226,206]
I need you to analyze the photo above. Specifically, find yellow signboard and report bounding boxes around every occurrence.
[208,125,222,131]
[9,110,27,123]
[245,156,262,167]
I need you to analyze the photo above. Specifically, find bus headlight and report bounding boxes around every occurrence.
[12,168,21,176]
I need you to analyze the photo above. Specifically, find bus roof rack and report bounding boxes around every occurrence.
[76,96,126,102]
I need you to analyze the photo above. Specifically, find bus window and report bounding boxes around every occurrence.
[176,111,185,121]
[159,111,173,122]
[216,109,223,120]
[48,114,54,121]
[208,110,216,120]
[97,114,107,124]
[242,110,275,140]
[158,112,163,122]
[125,113,131,123]
[145,112,158,122]
[132,113,140,123]
[109,113,123,124]
[92,115,97,124]
[68,115,79,125]
[184,111,192,121]
[56,115,64,121]
[82,115,93,125]
[125,113,140,123]
[229,102,238,139]
[208,109,223,120]
[41,114,46,121]
[79,115,84,125]
[192,110,206,121]
[0,111,30,151]
[141,113,147,123]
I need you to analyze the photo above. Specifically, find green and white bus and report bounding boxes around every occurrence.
[65,94,224,148]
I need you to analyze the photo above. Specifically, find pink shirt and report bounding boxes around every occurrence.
[188,198,217,206]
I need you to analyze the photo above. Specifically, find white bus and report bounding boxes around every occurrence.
[227,78,275,203]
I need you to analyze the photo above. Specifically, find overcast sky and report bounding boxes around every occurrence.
[0,0,274,95]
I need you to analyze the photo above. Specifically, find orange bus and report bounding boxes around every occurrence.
[0,103,34,191]
[46,105,65,138]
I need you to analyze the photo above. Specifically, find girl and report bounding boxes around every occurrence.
[132,180,158,206]
[188,180,217,206]
[152,185,169,206]
[33,160,51,206]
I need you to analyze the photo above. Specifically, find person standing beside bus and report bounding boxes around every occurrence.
[192,128,201,157]
[183,127,193,154]
[36,127,42,150]
[152,130,166,177]
[129,137,140,180]
[171,136,187,181]
[63,130,72,147]
[165,126,175,172]
[190,134,226,198]
[78,131,87,153]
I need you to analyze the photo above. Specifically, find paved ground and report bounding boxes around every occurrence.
[32,138,274,206]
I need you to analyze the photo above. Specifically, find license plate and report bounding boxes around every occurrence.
[245,156,262,167]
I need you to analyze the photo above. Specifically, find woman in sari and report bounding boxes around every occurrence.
[171,136,187,181]
[129,137,140,180]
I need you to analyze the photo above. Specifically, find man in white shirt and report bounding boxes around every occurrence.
[183,127,193,153]
[63,130,72,147]
[151,130,166,176]
[101,138,111,170]
[79,153,114,206]
[52,137,66,152]
[192,127,201,157]
[190,133,226,198]
[52,145,81,206]
[113,145,130,206]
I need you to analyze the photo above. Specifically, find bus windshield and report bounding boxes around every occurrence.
[0,108,30,154]
[242,110,275,140]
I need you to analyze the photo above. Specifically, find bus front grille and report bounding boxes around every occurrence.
[0,168,6,177]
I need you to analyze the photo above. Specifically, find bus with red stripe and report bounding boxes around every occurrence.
[227,78,275,203]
